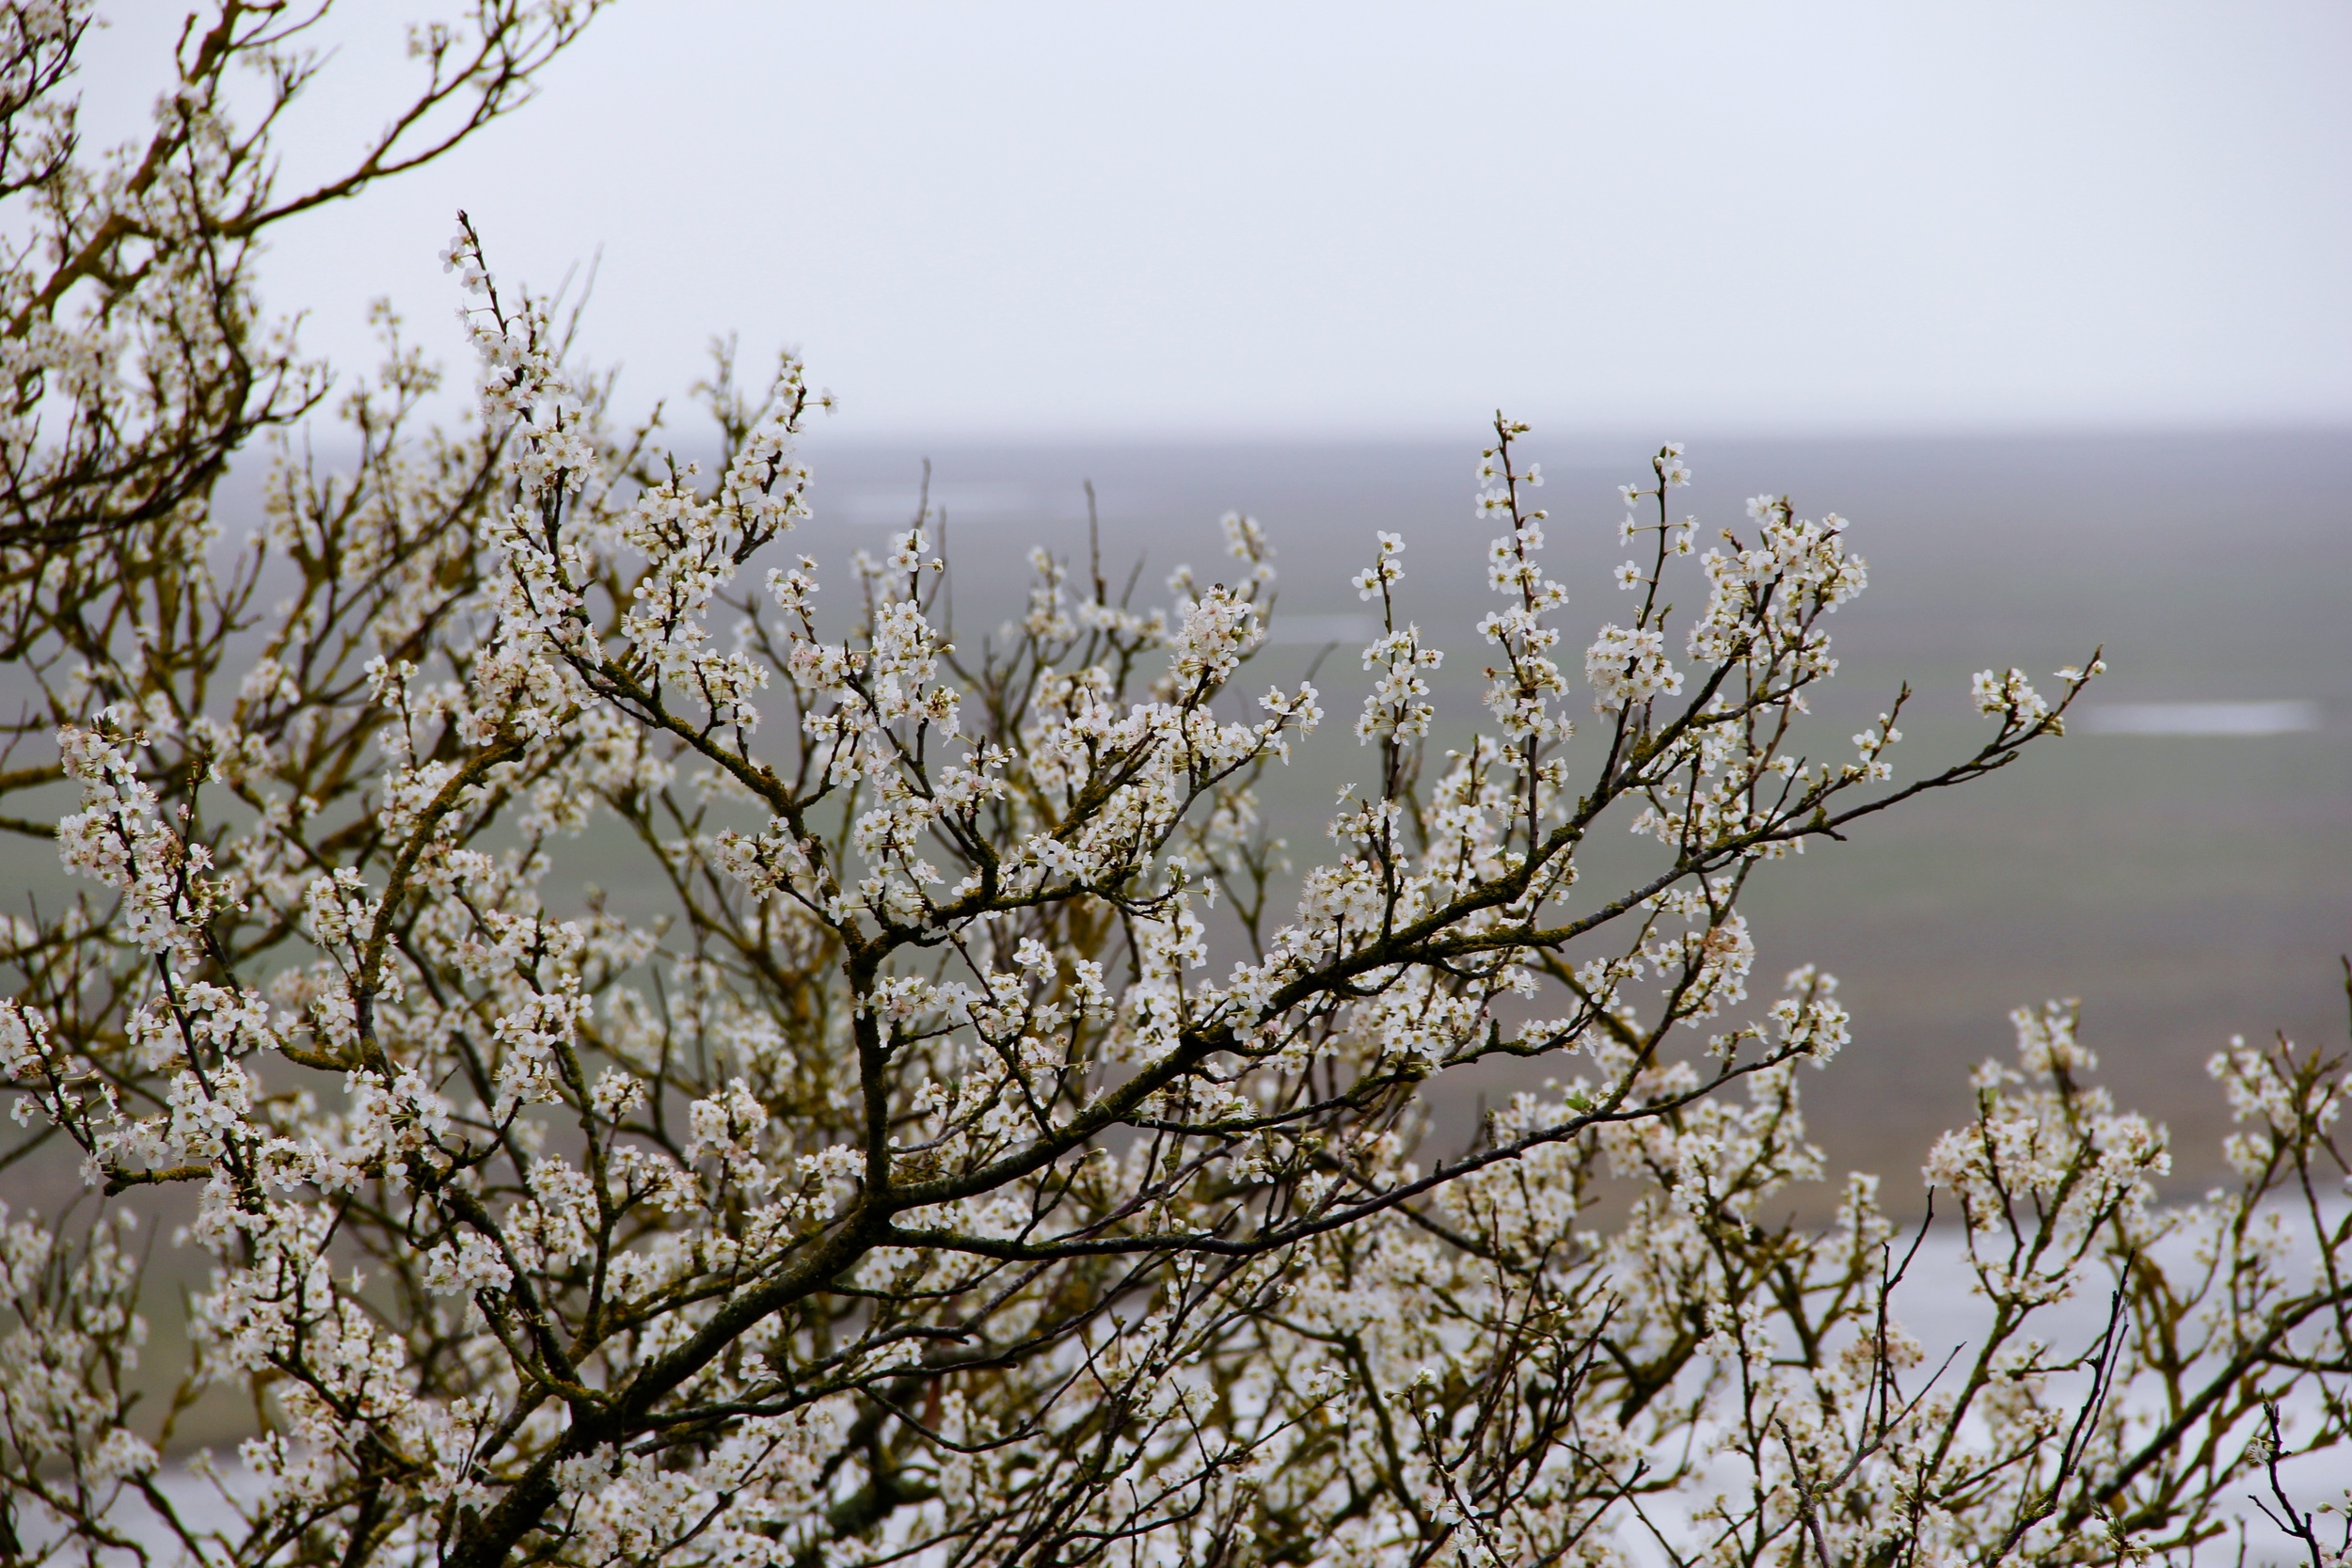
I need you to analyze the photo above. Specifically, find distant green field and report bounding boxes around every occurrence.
[793,427,2352,1203]
[2,428,2344,1448]
[4,428,2344,1211]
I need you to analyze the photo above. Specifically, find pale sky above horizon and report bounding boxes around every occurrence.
[80,2,2352,438]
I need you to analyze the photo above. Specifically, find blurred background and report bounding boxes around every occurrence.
[55,2,2352,1200]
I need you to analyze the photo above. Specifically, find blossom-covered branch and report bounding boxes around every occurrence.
[8,14,2352,1564]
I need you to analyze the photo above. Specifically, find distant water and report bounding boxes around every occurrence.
[79,1220,2349,1565]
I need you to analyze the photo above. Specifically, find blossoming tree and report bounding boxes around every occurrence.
[8,7,2352,1567]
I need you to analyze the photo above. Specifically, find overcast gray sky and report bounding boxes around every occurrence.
[88,2,2352,437]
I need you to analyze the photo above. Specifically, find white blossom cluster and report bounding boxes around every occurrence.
[2,9,2345,1568]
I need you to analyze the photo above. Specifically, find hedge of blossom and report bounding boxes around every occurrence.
[8,7,2352,1568]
